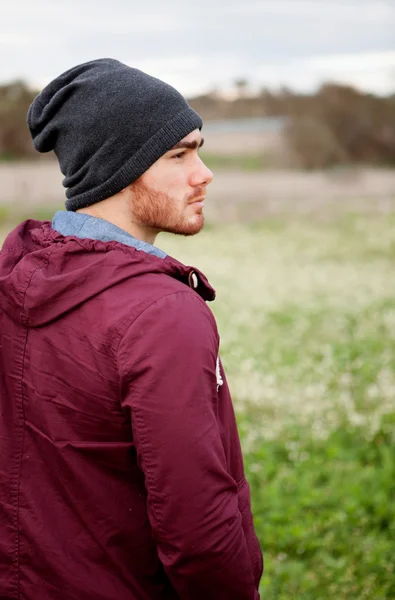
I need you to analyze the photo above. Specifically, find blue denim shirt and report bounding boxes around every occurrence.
[52,211,167,259]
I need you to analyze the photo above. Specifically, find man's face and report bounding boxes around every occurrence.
[129,129,213,237]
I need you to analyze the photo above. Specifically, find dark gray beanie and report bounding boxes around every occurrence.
[27,58,203,211]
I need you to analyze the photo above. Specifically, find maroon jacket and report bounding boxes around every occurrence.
[0,220,263,600]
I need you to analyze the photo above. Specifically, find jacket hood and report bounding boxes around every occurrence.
[0,220,215,327]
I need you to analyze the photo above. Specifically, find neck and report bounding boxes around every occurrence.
[76,203,158,246]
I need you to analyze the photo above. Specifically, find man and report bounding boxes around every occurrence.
[0,59,263,600]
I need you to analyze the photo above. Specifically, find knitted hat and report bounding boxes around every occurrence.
[27,58,203,211]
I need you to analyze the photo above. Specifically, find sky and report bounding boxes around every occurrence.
[1,0,394,97]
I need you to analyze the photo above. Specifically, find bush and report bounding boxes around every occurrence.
[0,81,38,159]
[284,84,395,169]
[284,116,349,169]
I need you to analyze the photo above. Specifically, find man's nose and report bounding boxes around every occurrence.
[190,157,214,187]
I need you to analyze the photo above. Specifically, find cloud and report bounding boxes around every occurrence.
[131,56,202,75]
[0,0,394,95]
[230,0,395,19]
[0,33,33,46]
[1,1,67,17]
[304,50,395,70]
[128,56,204,95]
[252,50,395,95]
[64,13,180,35]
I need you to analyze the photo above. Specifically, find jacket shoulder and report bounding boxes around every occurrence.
[110,271,215,348]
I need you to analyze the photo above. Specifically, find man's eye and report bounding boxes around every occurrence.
[172,152,185,159]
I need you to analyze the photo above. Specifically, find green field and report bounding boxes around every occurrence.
[1,209,395,598]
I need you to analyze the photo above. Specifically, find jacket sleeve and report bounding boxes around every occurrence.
[117,290,260,600]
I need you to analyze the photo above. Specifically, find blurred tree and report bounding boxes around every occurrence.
[0,81,38,159]
[284,116,349,169]
[314,83,395,165]
[0,78,394,166]
[234,78,249,99]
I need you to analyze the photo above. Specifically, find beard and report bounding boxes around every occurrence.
[129,179,205,237]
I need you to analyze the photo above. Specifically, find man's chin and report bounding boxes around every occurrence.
[160,216,205,237]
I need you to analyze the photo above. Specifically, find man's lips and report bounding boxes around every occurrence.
[189,196,206,205]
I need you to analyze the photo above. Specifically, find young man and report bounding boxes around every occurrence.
[0,59,263,599]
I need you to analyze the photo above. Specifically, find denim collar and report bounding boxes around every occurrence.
[51,211,167,259]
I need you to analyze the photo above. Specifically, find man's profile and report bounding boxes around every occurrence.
[0,58,263,600]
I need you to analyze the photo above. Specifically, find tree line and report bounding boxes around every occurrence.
[0,80,394,168]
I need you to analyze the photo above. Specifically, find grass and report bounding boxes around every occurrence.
[161,216,395,599]
[0,203,63,227]
[1,210,395,598]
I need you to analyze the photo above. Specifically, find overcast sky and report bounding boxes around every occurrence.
[1,0,394,97]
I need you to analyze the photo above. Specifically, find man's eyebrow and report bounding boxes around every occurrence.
[170,137,205,151]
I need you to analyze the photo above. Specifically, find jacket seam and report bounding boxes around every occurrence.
[115,289,208,354]
[116,289,216,537]
[131,406,167,536]
[115,289,216,404]
[115,288,210,419]
[21,246,58,325]
[14,328,29,600]
[14,245,58,597]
